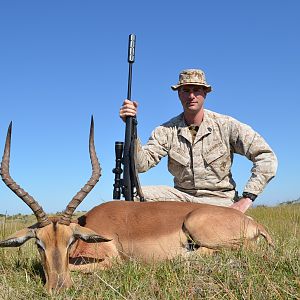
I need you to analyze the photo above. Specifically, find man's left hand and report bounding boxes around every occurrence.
[230,197,253,213]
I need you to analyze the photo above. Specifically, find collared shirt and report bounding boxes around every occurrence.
[136,109,278,200]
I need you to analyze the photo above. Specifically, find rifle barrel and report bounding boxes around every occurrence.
[127,34,135,100]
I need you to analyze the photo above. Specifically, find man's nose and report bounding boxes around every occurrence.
[188,92,195,99]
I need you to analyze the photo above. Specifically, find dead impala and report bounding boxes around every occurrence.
[0,118,274,293]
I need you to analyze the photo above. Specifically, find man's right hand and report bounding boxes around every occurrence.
[119,99,138,122]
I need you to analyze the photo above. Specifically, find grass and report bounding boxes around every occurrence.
[0,205,299,299]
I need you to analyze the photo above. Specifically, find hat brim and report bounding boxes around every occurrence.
[171,83,212,93]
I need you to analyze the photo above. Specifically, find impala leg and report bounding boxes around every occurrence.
[182,207,262,251]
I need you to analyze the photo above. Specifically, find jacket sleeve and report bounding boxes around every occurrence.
[136,126,170,173]
[229,119,278,196]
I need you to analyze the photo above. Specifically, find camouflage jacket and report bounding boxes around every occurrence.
[136,109,278,200]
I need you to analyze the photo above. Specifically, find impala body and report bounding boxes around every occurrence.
[69,200,273,267]
[0,119,273,293]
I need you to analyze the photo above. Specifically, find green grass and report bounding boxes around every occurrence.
[0,205,299,300]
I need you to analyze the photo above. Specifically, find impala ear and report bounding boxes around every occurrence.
[71,224,111,243]
[0,228,36,247]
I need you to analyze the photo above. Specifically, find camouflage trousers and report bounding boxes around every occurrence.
[139,185,234,207]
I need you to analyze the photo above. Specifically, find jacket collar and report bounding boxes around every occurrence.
[177,110,213,144]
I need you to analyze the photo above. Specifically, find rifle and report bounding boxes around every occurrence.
[113,34,144,202]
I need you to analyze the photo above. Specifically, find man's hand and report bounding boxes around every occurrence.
[119,99,138,122]
[230,197,253,213]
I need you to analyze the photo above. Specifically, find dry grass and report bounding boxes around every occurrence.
[0,205,299,300]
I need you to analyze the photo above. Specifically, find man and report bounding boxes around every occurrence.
[119,69,277,213]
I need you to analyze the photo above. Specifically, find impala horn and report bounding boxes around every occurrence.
[0,122,51,227]
[59,116,101,225]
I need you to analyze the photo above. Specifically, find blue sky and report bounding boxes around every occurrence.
[0,1,299,215]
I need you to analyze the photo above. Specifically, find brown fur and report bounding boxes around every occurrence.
[68,200,274,271]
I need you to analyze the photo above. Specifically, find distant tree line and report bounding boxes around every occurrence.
[279,197,300,206]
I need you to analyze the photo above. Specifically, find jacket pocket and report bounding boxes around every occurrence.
[168,148,190,181]
[169,148,190,166]
[203,143,230,180]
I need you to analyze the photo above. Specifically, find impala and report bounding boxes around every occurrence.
[0,118,274,293]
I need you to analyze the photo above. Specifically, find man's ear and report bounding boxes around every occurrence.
[71,223,112,243]
[0,228,36,247]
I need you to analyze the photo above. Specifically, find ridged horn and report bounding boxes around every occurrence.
[59,116,101,225]
[0,122,51,227]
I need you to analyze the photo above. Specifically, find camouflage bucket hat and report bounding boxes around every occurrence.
[171,69,212,93]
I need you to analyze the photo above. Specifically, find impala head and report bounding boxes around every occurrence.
[0,118,111,293]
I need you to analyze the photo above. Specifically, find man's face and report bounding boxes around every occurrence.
[178,85,206,114]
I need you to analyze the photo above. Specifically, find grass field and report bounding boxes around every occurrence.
[0,204,299,300]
